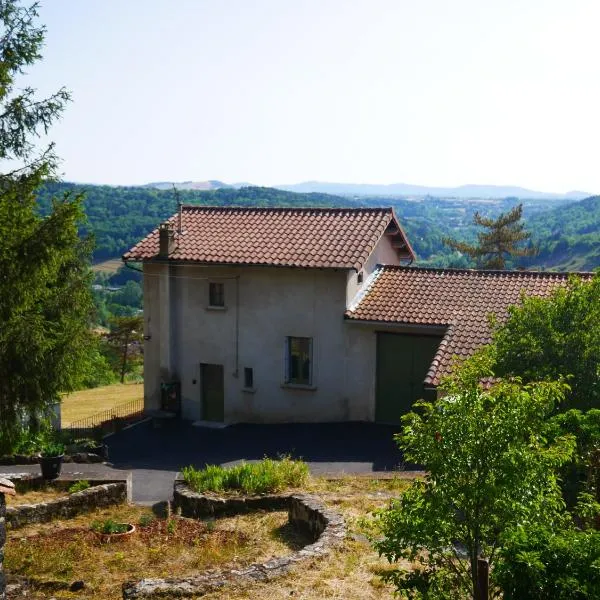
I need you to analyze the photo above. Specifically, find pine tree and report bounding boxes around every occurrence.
[0,1,94,453]
[444,204,537,270]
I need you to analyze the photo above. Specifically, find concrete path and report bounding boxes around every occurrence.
[2,421,417,504]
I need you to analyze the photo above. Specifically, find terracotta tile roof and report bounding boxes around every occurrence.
[346,266,593,386]
[123,206,414,270]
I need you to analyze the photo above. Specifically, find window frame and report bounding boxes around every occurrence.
[208,281,225,308]
[284,336,313,387]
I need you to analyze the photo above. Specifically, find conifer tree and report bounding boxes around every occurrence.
[0,1,94,453]
[444,204,536,269]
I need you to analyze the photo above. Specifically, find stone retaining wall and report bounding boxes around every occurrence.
[6,482,127,529]
[122,483,345,599]
[0,478,16,600]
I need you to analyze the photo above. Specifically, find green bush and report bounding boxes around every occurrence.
[495,524,600,599]
[91,519,129,534]
[68,480,90,494]
[181,457,309,495]
[39,440,65,458]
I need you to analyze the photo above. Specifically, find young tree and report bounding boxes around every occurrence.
[0,1,93,453]
[105,316,143,383]
[373,355,574,600]
[444,204,536,269]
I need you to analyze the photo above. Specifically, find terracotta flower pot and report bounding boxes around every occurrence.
[95,523,136,543]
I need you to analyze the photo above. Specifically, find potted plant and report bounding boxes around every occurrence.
[91,518,136,543]
[39,440,66,479]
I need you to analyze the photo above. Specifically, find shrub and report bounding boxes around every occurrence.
[181,457,309,495]
[68,480,90,494]
[372,354,574,600]
[495,524,600,599]
[91,519,129,534]
[39,440,66,458]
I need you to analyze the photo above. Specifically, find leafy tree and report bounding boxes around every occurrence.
[492,272,600,411]
[373,354,574,599]
[0,1,92,453]
[105,316,143,383]
[443,204,536,269]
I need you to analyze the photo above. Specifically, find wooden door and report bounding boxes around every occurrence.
[375,333,440,423]
[200,363,224,422]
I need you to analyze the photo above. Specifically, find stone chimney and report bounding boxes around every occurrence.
[158,223,176,258]
[0,477,15,600]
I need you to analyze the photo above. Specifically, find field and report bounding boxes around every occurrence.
[91,258,122,274]
[60,383,143,426]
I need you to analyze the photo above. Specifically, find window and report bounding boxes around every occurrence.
[244,367,254,389]
[208,282,225,307]
[285,337,312,386]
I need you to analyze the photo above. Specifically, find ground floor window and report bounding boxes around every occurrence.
[285,336,312,385]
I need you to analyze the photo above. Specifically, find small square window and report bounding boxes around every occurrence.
[244,367,254,389]
[208,282,225,307]
[285,337,312,386]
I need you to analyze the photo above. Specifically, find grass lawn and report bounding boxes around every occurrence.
[61,383,143,426]
[4,475,415,599]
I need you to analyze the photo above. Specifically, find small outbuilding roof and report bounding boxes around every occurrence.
[345,266,593,386]
[123,206,414,270]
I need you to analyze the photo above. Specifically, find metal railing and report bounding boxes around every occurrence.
[64,397,145,439]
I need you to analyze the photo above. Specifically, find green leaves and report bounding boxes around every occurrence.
[373,358,573,599]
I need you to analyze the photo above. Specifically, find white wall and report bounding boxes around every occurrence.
[143,262,384,423]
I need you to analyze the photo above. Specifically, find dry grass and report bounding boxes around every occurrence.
[60,383,143,425]
[92,258,123,274]
[4,475,417,600]
[5,504,308,599]
[203,475,414,600]
[6,486,66,507]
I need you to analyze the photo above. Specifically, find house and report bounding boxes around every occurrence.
[123,206,587,425]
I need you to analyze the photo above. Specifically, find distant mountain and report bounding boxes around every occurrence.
[143,180,236,191]
[277,181,590,200]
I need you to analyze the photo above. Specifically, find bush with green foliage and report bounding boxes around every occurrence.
[68,480,90,494]
[495,523,600,599]
[181,457,309,495]
[91,519,129,534]
[39,440,65,458]
[492,272,600,411]
[372,354,574,600]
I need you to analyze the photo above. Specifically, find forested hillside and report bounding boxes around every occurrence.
[522,195,600,271]
[35,182,599,270]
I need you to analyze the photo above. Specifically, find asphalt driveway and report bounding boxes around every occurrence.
[106,420,411,503]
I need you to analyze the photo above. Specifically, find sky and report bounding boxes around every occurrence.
[22,0,600,192]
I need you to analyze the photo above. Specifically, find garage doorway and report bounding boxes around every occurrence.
[375,333,441,423]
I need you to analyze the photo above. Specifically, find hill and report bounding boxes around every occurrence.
[34,183,599,270]
[277,181,590,200]
[522,195,600,271]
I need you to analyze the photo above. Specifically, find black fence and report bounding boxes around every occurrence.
[64,397,145,440]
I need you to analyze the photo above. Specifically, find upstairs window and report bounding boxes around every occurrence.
[208,282,225,307]
[285,337,312,386]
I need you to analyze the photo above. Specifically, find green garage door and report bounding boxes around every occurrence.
[376,333,441,423]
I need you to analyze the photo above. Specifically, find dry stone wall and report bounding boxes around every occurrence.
[122,483,345,599]
[0,478,16,600]
[5,482,127,529]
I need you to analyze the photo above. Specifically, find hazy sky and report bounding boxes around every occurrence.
[25,0,600,192]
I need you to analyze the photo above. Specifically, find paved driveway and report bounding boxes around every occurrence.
[106,420,411,503]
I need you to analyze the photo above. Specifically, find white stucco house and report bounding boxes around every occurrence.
[123,206,582,425]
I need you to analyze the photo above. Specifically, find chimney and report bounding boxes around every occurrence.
[158,223,176,258]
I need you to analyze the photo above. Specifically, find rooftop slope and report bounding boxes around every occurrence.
[346,266,593,385]
[123,206,413,270]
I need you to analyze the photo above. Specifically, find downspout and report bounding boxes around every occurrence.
[234,276,240,378]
